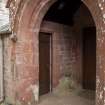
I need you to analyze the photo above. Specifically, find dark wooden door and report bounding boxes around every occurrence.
[83,27,96,90]
[39,32,51,96]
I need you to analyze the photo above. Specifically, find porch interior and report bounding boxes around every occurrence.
[38,0,96,105]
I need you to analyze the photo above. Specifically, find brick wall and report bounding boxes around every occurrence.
[41,21,82,88]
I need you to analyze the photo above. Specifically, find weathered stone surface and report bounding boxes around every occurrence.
[0,0,9,28]
[4,0,105,105]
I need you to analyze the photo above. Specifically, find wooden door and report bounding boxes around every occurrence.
[83,27,96,90]
[39,32,51,95]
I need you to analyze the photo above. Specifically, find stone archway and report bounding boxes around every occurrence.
[7,0,105,105]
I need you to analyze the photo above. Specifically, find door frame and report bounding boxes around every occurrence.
[39,31,53,94]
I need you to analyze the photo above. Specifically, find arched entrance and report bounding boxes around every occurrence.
[10,0,104,105]
[38,1,96,104]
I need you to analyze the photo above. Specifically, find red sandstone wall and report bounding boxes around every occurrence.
[6,0,105,105]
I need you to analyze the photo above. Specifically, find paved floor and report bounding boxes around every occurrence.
[37,89,95,105]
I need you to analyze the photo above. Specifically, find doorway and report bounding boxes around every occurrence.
[82,27,96,90]
[39,32,52,96]
[38,0,96,104]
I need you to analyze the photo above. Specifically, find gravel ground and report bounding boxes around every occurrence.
[37,89,95,105]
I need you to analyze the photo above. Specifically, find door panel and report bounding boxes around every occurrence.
[39,32,51,95]
[83,27,96,90]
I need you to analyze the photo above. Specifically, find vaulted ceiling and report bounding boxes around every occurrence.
[44,0,82,26]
